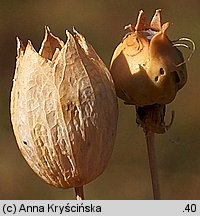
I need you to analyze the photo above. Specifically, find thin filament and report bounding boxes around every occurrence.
[173,37,195,67]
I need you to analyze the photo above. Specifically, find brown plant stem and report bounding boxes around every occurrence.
[74,186,85,200]
[145,131,160,200]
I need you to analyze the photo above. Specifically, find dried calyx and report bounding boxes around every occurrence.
[110,9,195,133]
[11,27,118,194]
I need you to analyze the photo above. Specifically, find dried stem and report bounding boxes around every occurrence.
[74,186,85,200]
[145,131,160,200]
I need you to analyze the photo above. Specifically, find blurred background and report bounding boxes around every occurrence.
[0,0,200,199]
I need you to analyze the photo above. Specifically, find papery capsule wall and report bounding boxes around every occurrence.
[10,28,118,188]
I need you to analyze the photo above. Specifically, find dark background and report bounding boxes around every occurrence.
[0,0,200,199]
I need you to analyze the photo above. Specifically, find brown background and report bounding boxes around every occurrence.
[0,0,200,199]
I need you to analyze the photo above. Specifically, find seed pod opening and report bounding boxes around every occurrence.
[10,27,118,189]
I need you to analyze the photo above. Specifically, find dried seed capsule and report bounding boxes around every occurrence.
[110,9,195,133]
[10,27,118,189]
[110,9,189,106]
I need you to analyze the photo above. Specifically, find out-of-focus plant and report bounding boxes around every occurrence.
[110,9,195,199]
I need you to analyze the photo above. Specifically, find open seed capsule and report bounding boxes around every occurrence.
[10,27,118,189]
[110,9,189,106]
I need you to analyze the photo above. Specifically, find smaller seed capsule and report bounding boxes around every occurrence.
[110,9,190,106]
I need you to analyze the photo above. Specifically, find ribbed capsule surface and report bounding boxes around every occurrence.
[10,28,118,188]
[110,10,187,106]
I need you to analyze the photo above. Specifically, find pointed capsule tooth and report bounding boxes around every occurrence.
[139,9,144,15]
[65,30,75,44]
[72,27,81,39]
[73,29,87,47]
[73,27,85,41]
[135,10,150,31]
[71,28,89,54]
[39,27,64,60]
[150,9,162,31]
[124,24,131,30]
[156,8,162,13]
[44,26,51,39]
[27,40,36,51]
[45,26,51,34]
[16,37,21,45]
[161,22,170,34]
[27,40,32,46]
[65,29,70,35]
[27,40,32,48]
[38,27,49,56]
[65,30,71,39]
[72,26,78,34]
[124,24,134,32]
[16,37,25,58]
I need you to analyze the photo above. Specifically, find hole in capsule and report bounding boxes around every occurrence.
[22,141,28,145]
[160,68,165,75]
[155,76,159,82]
